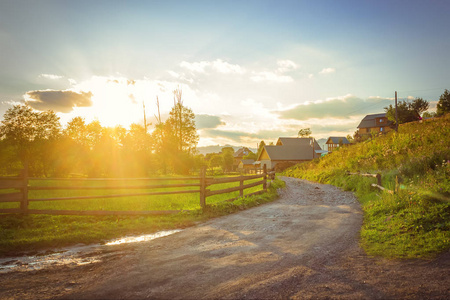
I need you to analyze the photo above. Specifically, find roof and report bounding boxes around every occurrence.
[276,137,316,146]
[326,137,350,144]
[357,113,390,128]
[239,159,255,165]
[262,145,318,161]
[233,147,253,158]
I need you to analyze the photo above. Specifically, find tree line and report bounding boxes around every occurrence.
[0,88,203,177]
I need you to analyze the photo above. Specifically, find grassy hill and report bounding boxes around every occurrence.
[284,114,450,259]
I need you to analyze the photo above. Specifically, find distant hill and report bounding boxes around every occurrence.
[197,145,257,155]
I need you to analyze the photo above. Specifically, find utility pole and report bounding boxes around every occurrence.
[143,101,148,133]
[395,91,399,132]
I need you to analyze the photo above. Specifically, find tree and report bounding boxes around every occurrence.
[165,88,199,154]
[298,128,311,138]
[0,105,61,175]
[436,89,450,116]
[422,111,437,119]
[208,154,223,173]
[243,152,257,160]
[221,147,234,172]
[384,97,429,125]
[256,140,266,158]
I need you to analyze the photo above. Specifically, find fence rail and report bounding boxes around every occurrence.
[347,171,394,194]
[0,166,274,216]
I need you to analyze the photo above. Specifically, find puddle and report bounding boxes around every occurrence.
[106,230,181,245]
[0,229,181,274]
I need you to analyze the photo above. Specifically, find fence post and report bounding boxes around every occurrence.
[200,166,207,209]
[239,176,244,197]
[376,173,382,187]
[263,164,267,191]
[20,164,29,214]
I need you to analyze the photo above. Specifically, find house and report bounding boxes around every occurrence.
[238,159,256,171]
[257,137,322,171]
[233,147,253,170]
[357,113,393,136]
[326,136,350,152]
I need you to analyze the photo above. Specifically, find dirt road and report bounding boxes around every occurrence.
[1,177,449,299]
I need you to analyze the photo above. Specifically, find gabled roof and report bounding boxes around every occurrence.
[276,137,315,146]
[239,159,255,165]
[262,145,318,161]
[357,113,390,128]
[326,137,350,144]
[233,147,253,158]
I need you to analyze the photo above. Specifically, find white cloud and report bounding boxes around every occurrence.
[39,73,63,80]
[211,59,246,74]
[319,67,336,74]
[180,59,245,74]
[167,70,180,78]
[250,71,293,83]
[277,60,298,73]
[180,61,210,73]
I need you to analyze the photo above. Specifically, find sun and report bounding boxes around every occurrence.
[70,76,143,128]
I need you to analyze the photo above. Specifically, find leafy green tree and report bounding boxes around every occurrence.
[165,88,199,154]
[436,89,450,116]
[0,104,61,175]
[385,97,429,125]
[298,128,312,138]
[256,140,266,158]
[422,111,437,119]
[162,88,199,174]
[243,152,257,160]
[221,147,234,172]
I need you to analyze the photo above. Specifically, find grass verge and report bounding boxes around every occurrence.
[0,177,285,257]
[284,115,450,259]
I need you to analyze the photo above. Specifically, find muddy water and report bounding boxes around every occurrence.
[0,229,181,273]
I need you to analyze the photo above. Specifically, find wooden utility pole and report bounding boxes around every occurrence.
[143,101,148,133]
[395,91,399,132]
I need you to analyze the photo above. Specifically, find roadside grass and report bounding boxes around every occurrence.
[0,176,285,256]
[284,115,450,259]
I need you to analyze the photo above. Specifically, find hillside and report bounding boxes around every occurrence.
[284,114,450,258]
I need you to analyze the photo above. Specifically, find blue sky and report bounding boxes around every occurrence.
[1,0,449,147]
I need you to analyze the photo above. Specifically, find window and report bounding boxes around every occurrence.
[380,127,383,132]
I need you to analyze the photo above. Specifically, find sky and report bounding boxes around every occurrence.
[1,0,449,148]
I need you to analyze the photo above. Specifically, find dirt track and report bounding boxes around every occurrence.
[1,177,449,299]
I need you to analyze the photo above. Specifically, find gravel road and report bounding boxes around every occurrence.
[1,177,449,299]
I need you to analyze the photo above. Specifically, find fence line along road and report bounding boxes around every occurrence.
[0,166,274,216]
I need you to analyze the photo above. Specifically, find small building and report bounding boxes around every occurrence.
[326,136,350,152]
[238,159,256,170]
[233,147,253,170]
[357,113,393,136]
[257,137,322,171]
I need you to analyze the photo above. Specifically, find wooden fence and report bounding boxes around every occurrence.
[347,171,394,194]
[0,166,274,216]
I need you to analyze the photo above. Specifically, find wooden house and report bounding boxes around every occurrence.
[233,147,253,171]
[257,137,322,171]
[238,159,256,170]
[357,113,392,136]
[326,136,350,152]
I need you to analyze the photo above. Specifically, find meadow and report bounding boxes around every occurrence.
[0,175,284,256]
[284,114,450,259]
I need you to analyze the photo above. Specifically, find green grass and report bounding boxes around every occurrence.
[284,115,450,259]
[0,176,285,256]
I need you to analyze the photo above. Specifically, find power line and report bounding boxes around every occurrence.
[397,87,447,94]
[346,98,392,116]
